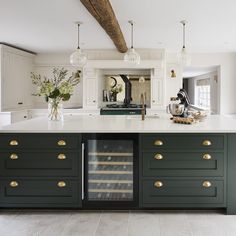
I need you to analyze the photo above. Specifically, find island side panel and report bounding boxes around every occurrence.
[227,134,236,214]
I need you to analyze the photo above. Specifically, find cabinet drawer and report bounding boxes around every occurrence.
[142,179,224,205]
[0,152,79,177]
[0,179,80,206]
[0,134,80,149]
[141,134,225,150]
[142,152,224,177]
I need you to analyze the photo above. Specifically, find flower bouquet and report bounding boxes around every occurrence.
[31,68,80,121]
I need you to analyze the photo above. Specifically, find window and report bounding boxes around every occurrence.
[195,79,210,109]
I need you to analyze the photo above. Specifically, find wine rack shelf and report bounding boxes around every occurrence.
[89,170,133,175]
[88,189,133,193]
[88,152,133,156]
[89,161,133,165]
[87,139,134,201]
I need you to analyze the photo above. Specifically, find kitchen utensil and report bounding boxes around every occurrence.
[167,104,185,116]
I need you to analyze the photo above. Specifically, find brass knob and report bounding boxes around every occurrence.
[154,140,163,146]
[154,181,163,188]
[203,154,212,160]
[58,140,66,146]
[202,181,212,188]
[10,181,18,187]
[9,140,18,146]
[154,153,163,160]
[57,181,66,187]
[57,154,66,160]
[202,140,212,146]
[10,154,18,160]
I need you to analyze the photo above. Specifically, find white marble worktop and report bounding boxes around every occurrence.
[1,113,236,133]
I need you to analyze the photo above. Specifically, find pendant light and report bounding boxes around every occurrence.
[70,22,87,67]
[124,20,141,65]
[178,20,191,66]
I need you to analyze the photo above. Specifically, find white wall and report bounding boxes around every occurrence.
[185,71,218,113]
[167,53,236,114]
[165,62,183,103]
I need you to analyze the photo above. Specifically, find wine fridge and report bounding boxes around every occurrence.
[82,134,138,208]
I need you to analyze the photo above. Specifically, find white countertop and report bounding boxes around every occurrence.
[1,113,236,133]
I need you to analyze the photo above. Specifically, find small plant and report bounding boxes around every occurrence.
[111,84,123,94]
[31,68,81,120]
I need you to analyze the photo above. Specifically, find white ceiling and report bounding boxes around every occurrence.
[183,66,218,78]
[1,0,236,54]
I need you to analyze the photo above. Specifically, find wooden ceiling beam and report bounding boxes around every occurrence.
[80,0,128,53]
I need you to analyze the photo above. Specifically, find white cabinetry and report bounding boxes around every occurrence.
[83,68,98,109]
[11,110,29,123]
[150,68,165,109]
[151,78,163,106]
[0,44,35,111]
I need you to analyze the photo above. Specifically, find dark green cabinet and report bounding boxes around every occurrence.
[141,134,225,150]
[140,133,227,210]
[0,134,80,149]
[142,179,225,207]
[0,151,79,177]
[0,179,79,207]
[0,133,82,208]
[0,132,236,214]
[142,152,224,177]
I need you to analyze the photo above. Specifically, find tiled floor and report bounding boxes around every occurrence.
[0,210,236,236]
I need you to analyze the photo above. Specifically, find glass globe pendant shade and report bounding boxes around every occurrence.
[178,47,191,66]
[124,48,141,65]
[70,48,87,67]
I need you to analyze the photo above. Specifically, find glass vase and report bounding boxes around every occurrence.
[48,99,63,121]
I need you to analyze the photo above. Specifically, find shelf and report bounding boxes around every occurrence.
[88,152,133,157]
[88,180,133,184]
[88,161,133,166]
[89,170,133,175]
[88,189,133,193]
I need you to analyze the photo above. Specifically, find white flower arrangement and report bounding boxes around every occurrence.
[31,68,80,102]
[31,68,81,120]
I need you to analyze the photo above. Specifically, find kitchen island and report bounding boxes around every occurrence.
[0,114,236,214]
[1,113,236,133]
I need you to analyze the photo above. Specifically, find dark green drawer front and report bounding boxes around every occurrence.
[141,134,225,150]
[0,179,80,206]
[0,152,79,177]
[142,152,224,177]
[0,134,80,149]
[142,179,224,205]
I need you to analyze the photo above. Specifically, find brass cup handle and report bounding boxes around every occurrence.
[154,181,163,188]
[10,181,19,187]
[202,140,212,146]
[57,181,66,188]
[203,154,212,160]
[154,154,163,160]
[154,140,163,146]
[9,140,18,146]
[58,140,66,146]
[10,153,19,160]
[57,154,66,160]
[202,181,212,188]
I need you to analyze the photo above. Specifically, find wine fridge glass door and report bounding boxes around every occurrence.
[87,139,134,201]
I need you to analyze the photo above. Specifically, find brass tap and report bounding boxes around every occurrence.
[141,93,145,121]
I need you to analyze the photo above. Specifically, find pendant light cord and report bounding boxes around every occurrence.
[131,22,134,49]
[77,24,80,49]
[183,22,186,49]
